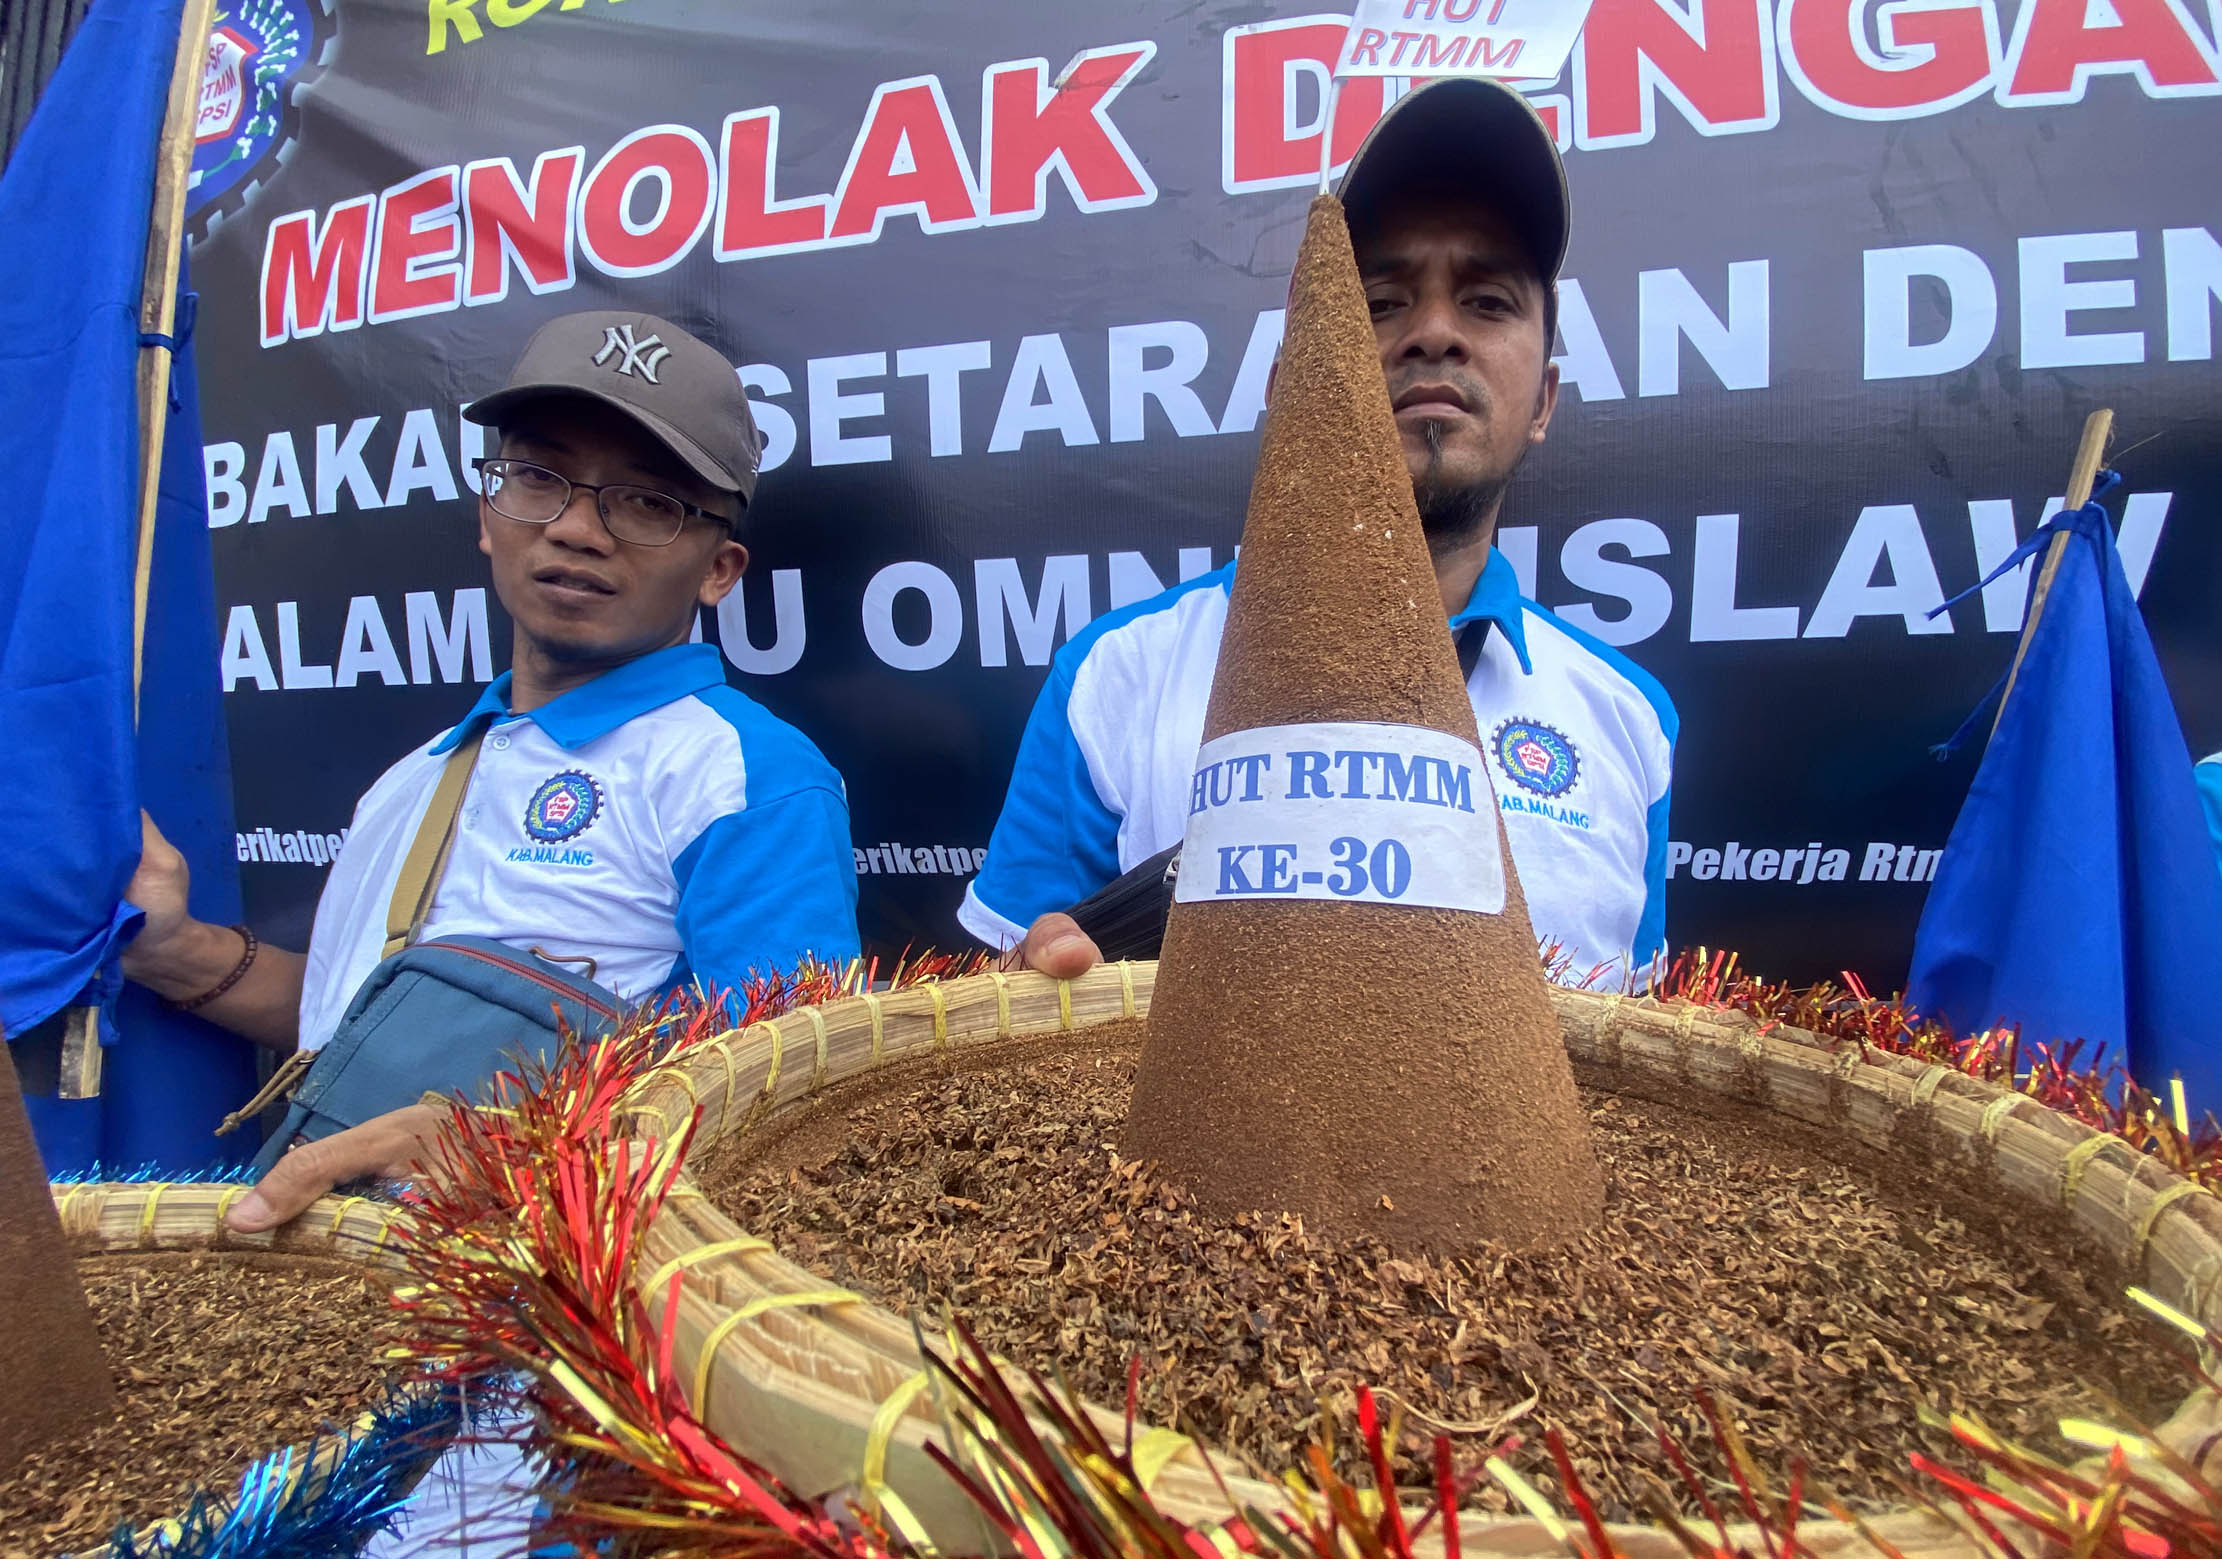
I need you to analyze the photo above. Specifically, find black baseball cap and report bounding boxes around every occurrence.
[466,310,763,504]
[1336,78,1569,291]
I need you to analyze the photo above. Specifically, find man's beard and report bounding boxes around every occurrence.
[1410,419,1515,557]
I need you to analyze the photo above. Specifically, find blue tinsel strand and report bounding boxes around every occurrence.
[94,1383,466,1559]
[40,1164,456,1556]
[49,1164,255,1186]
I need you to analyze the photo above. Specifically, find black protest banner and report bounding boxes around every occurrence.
[187,0,2222,984]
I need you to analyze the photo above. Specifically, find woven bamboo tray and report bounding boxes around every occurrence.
[43,1180,412,1557]
[50,1180,410,1269]
[621,966,2222,1558]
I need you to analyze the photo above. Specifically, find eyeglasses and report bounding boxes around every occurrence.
[473,457,728,548]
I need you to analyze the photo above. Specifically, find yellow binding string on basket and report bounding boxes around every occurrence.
[860,995,883,1072]
[1911,1065,1951,1107]
[709,1034,741,1136]
[1673,1004,1699,1046]
[1131,1425,1196,1489]
[872,1487,937,1554]
[1057,978,1073,1031]
[138,1182,166,1242]
[1116,960,1136,1018]
[215,1184,245,1226]
[624,1097,672,1142]
[862,1370,931,1504]
[2134,1181,2204,1260]
[329,1195,367,1236]
[990,971,1012,1035]
[1978,1094,2022,1144]
[643,1236,773,1299]
[798,1003,828,1086]
[927,981,948,1051]
[857,1380,940,1555]
[636,1067,698,1141]
[691,1308,756,1407]
[746,1020,783,1101]
[2060,1135,2115,1209]
[733,1286,859,1320]
[689,1288,865,1406]
[1590,994,1623,1060]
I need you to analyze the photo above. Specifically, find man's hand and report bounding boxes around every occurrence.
[117,811,237,993]
[225,1103,446,1233]
[1000,912,1103,978]
[115,811,306,1048]
[119,812,197,981]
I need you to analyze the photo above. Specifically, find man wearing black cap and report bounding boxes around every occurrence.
[119,312,860,1225]
[964,79,1678,983]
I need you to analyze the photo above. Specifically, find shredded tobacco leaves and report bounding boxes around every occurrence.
[0,1250,396,1558]
[709,1027,2177,1523]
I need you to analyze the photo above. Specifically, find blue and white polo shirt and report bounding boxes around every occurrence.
[296,642,859,1050]
[960,550,1677,980]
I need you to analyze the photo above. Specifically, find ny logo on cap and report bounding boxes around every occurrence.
[593,324,671,384]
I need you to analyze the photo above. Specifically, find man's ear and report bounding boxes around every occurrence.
[477,499,494,559]
[696,535,749,607]
[1529,360,1561,446]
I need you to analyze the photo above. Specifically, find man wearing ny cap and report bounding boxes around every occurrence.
[118,311,861,1226]
[965,79,1678,981]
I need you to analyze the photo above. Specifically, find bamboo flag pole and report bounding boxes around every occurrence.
[134,0,220,716]
[1987,408,2114,742]
[58,0,220,1102]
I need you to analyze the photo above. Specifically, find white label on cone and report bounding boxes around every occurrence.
[1334,0,1598,84]
[1173,721,1504,913]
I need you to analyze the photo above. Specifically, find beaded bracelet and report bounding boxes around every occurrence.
[173,924,258,1012]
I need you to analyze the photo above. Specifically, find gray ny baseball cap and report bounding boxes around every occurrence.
[465,310,763,503]
[1336,78,1570,289]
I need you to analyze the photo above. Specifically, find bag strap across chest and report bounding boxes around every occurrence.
[382,728,485,960]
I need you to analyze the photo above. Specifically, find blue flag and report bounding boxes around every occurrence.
[1907,480,2222,1112]
[0,0,258,1170]
[2198,756,2222,880]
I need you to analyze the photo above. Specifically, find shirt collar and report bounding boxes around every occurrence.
[431,642,728,753]
[1445,546,1533,674]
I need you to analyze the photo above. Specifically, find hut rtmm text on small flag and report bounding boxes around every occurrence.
[1336,0,1598,81]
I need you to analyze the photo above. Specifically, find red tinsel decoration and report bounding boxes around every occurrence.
[1650,948,2222,1191]
[373,950,2219,1559]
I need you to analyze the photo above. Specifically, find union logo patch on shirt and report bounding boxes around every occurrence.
[524,772,604,842]
[1492,719,1581,798]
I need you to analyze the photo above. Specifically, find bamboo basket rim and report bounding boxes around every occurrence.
[42,1180,416,1557]
[621,965,2222,1559]
[50,1179,413,1269]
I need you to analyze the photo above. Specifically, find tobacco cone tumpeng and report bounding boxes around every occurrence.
[1123,195,1604,1251]
[0,1042,114,1468]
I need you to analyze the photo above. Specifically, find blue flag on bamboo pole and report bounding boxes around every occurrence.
[0,0,257,1171]
[1907,479,2222,1113]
